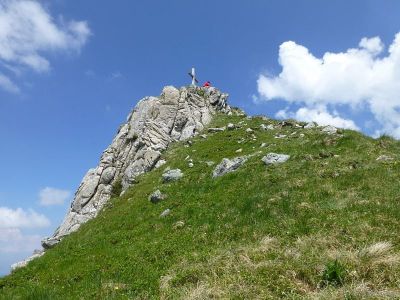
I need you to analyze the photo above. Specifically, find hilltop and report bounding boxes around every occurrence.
[1,87,400,299]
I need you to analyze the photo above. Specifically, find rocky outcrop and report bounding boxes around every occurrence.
[41,86,230,250]
[212,156,248,178]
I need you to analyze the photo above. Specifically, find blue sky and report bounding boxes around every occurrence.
[1,0,400,275]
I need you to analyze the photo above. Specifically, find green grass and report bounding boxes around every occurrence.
[1,114,400,299]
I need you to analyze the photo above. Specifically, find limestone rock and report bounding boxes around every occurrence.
[160,209,171,218]
[262,153,290,165]
[40,85,230,251]
[149,190,166,203]
[208,127,226,133]
[162,169,183,182]
[212,156,248,178]
[322,125,337,134]
[304,122,317,129]
[376,155,394,161]
[11,251,44,271]
[227,123,235,130]
[154,159,166,169]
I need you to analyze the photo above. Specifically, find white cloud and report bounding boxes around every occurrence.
[0,72,19,93]
[0,207,50,228]
[39,187,71,206]
[276,107,359,130]
[0,228,41,253]
[257,32,400,138]
[0,0,91,92]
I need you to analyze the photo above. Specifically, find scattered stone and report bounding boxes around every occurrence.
[208,127,226,133]
[162,169,183,182]
[200,134,207,139]
[212,156,248,178]
[235,148,243,153]
[260,143,267,148]
[160,209,171,218]
[376,155,394,162]
[227,123,236,130]
[187,140,193,146]
[148,190,166,203]
[260,124,267,130]
[205,161,215,166]
[266,124,274,130]
[154,159,166,169]
[304,122,317,129]
[188,162,194,168]
[184,155,190,160]
[275,134,287,139]
[246,128,254,133]
[322,125,338,134]
[299,133,305,138]
[262,153,290,165]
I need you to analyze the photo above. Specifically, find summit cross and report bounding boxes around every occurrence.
[188,67,199,86]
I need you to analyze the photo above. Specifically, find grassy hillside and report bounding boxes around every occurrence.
[1,113,400,299]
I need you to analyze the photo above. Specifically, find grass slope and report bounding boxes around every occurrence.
[1,114,400,299]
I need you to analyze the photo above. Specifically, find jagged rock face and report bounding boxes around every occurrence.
[42,86,230,249]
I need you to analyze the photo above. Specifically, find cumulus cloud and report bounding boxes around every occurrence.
[257,32,400,138]
[39,187,71,206]
[276,107,359,130]
[0,207,50,228]
[0,228,42,253]
[0,0,91,92]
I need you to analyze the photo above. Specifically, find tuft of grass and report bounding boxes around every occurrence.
[321,260,346,287]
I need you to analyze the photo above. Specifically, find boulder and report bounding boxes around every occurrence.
[262,153,290,165]
[212,156,248,178]
[162,169,183,182]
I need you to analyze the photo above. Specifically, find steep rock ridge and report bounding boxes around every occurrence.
[42,86,230,249]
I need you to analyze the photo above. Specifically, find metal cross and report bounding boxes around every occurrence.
[188,67,199,86]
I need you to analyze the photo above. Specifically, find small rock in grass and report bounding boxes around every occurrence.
[262,153,290,165]
[213,156,248,178]
[322,125,337,135]
[162,169,183,182]
[154,159,166,169]
[148,189,166,203]
[227,123,235,130]
[275,134,287,139]
[200,134,207,139]
[205,161,215,166]
[235,148,243,153]
[160,209,171,218]
[304,122,317,129]
[246,128,254,133]
[260,143,267,148]
[376,155,394,161]
[260,124,267,130]
[208,127,226,133]
[188,162,194,168]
